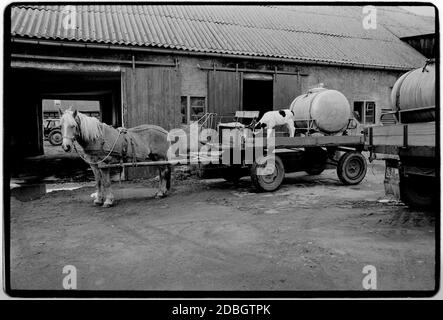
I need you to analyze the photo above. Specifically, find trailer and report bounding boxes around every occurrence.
[365,60,437,209]
[197,110,367,191]
[217,135,367,192]
[366,117,436,208]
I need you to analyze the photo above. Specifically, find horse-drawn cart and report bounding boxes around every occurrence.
[95,106,367,193]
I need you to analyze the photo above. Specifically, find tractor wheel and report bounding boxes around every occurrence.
[400,173,436,209]
[337,151,367,185]
[48,130,63,146]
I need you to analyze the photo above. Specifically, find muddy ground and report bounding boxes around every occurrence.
[9,162,436,292]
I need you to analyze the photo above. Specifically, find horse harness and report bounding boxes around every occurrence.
[68,116,137,166]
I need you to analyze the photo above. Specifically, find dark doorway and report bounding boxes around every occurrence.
[8,68,121,183]
[242,78,273,119]
[42,98,101,156]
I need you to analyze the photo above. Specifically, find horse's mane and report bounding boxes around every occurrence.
[77,112,102,142]
[62,111,102,142]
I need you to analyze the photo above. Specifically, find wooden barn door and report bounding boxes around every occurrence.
[121,66,180,179]
[122,67,181,130]
[208,70,241,122]
[273,74,301,110]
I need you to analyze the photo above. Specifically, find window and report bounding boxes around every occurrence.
[353,101,376,124]
[181,97,188,124]
[181,96,206,124]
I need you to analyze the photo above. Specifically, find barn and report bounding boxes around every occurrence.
[7,5,432,177]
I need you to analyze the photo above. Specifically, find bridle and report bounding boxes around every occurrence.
[62,113,124,166]
[62,114,81,143]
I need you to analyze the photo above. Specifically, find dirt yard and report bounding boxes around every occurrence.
[9,162,436,292]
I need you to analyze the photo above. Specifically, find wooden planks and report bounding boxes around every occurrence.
[269,135,364,148]
[273,73,301,110]
[122,66,181,130]
[121,66,181,179]
[371,122,435,147]
[207,70,241,118]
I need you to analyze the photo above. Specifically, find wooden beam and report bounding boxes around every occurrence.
[370,122,435,147]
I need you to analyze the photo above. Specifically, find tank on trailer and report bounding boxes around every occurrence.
[289,86,351,134]
[390,61,435,123]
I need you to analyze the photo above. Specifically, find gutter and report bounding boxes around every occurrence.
[11,37,414,71]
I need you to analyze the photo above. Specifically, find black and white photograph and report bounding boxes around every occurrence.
[2,2,439,300]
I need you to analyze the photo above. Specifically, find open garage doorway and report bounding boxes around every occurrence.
[8,68,122,184]
[242,75,273,119]
[42,99,100,155]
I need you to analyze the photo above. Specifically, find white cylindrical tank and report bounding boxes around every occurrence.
[390,62,435,123]
[290,87,351,134]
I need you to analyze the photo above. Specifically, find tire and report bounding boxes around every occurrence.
[400,173,436,209]
[48,130,63,146]
[251,155,285,192]
[337,151,367,185]
[304,147,327,175]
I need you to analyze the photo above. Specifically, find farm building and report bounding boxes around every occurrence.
[42,99,100,119]
[7,5,434,166]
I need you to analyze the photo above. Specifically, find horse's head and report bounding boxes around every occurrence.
[59,108,79,152]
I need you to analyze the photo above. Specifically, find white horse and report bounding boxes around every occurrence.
[60,109,171,207]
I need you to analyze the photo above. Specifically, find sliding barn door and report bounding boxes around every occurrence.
[208,70,241,121]
[122,67,181,130]
[121,66,181,179]
[273,74,301,110]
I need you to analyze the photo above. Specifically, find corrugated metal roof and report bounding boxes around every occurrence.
[377,6,435,38]
[10,5,429,69]
[277,5,435,38]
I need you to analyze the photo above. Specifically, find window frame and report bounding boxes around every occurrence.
[353,100,376,124]
[181,95,207,124]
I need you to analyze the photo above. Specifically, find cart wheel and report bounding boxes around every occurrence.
[337,151,367,185]
[48,130,63,146]
[251,155,285,192]
[400,173,436,209]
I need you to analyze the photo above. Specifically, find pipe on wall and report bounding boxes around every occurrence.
[11,53,177,67]
[197,64,309,76]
